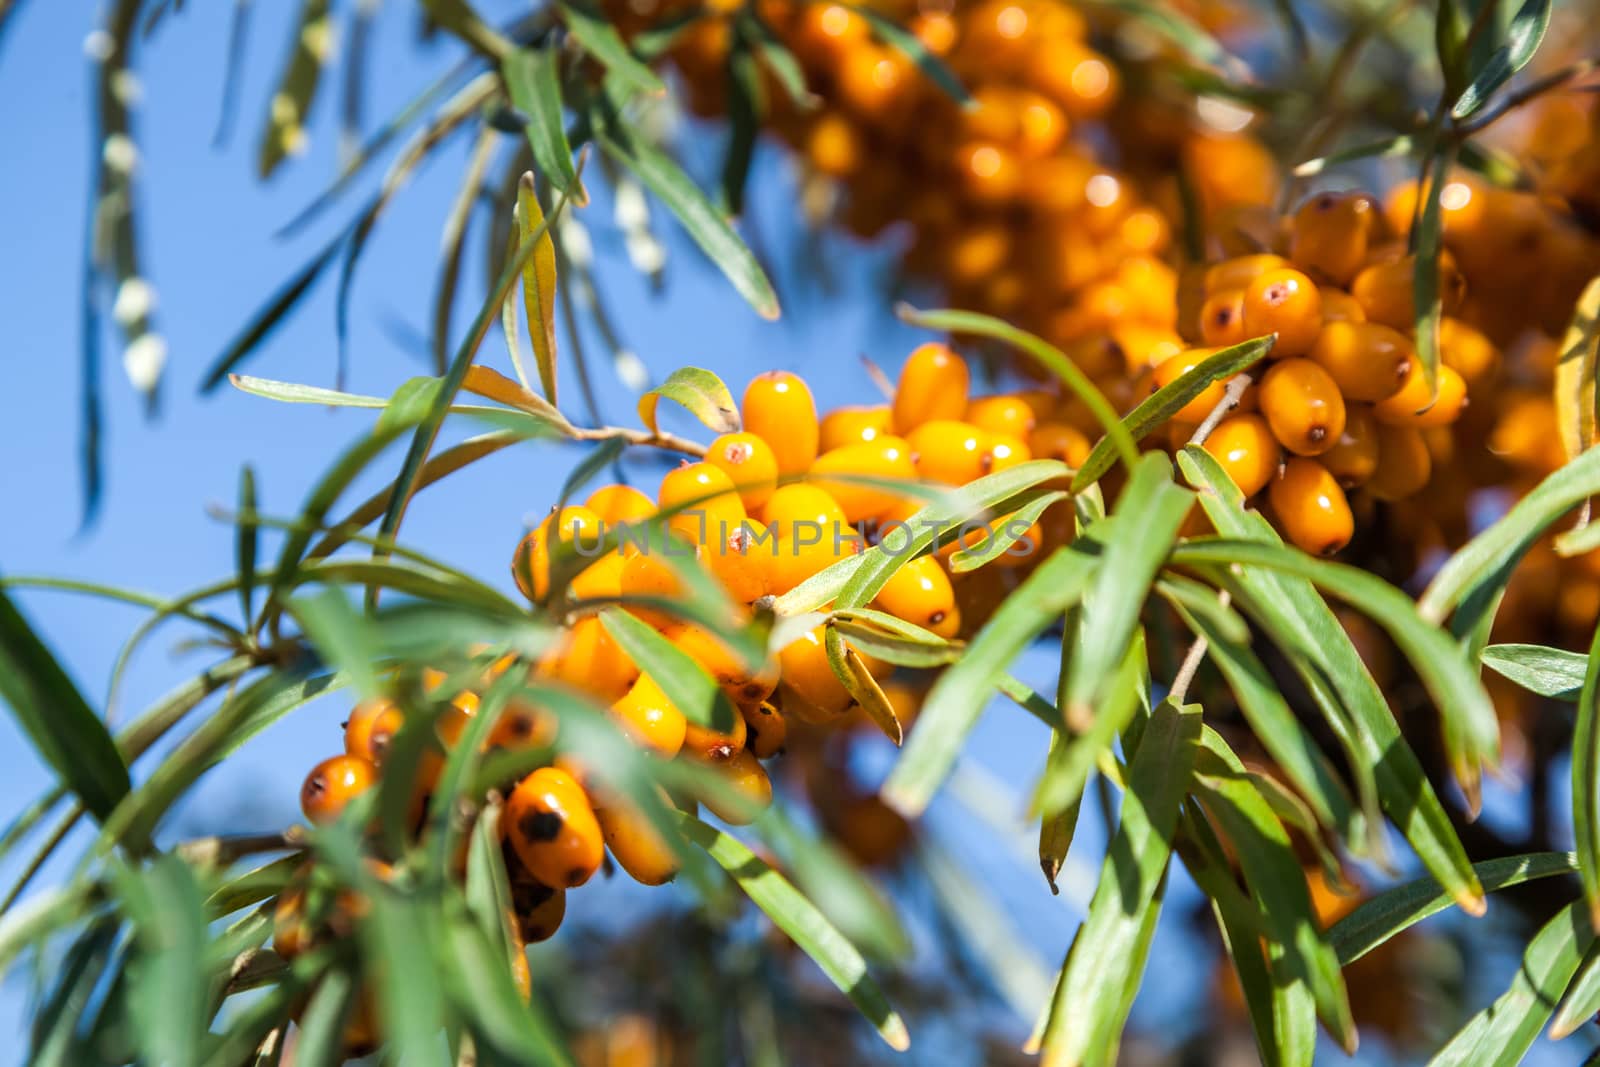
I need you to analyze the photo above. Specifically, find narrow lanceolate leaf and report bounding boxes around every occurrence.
[115,855,208,1067]
[0,585,131,825]
[1038,738,1080,895]
[1427,900,1592,1066]
[1071,335,1273,491]
[500,46,581,199]
[897,305,1136,478]
[845,3,969,106]
[1194,730,1356,1052]
[1032,631,1147,820]
[1089,0,1248,79]
[1042,701,1200,1067]
[289,588,383,700]
[293,967,357,1067]
[1179,445,1478,903]
[559,0,664,96]
[594,108,779,320]
[1552,943,1600,1039]
[1329,852,1578,964]
[881,542,1096,816]
[237,465,258,625]
[1062,454,1193,728]
[1293,134,1416,177]
[1482,643,1586,701]
[257,0,332,178]
[465,799,517,960]
[442,910,573,1066]
[1576,620,1600,930]
[638,367,740,435]
[1172,599,1361,844]
[1451,0,1554,118]
[676,813,909,1052]
[1555,276,1600,462]
[948,490,1069,573]
[515,174,560,404]
[599,608,736,731]
[1421,443,1600,626]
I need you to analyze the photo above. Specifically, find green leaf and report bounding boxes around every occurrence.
[846,3,969,106]
[237,465,258,625]
[1330,852,1578,964]
[1555,276,1600,463]
[1179,445,1479,902]
[27,919,119,1067]
[1412,143,1455,395]
[288,588,383,699]
[594,106,780,320]
[501,46,581,199]
[443,908,574,1066]
[1428,900,1591,1066]
[599,607,736,730]
[560,0,664,95]
[898,305,1136,480]
[1451,0,1553,118]
[1576,620,1600,931]
[1170,597,1362,845]
[1032,630,1148,819]
[257,0,332,178]
[0,584,132,826]
[1194,729,1356,1051]
[638,366,741,435]
[1482,643,1586,700]
[1173,538,1499,793]
[675,812,909,1051]
[115,855,208,1067]
[1098,1,1247,76]
[947,490,1069,573]
[465,799,519,959]
[1041,700,1200,1066]
[1421,442,1600,626]
[1551,941,1600,1039]
[1062,454,1193,727]
[516,173,560,404]
[1293,134,1416,178]
[721,40,762,216]
[294,966,358,1067]
[1071,335,1273,492]
[882,541,1095,816]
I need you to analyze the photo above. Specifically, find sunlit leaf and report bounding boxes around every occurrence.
[638,367,740,435]
[256,0,331,178]
[560,0,664,96]
[1452,0,1553,118]
[1482,643,1586,701]
[1555,276,1600,462]
[501,46,582,199]
[516,173,560,404]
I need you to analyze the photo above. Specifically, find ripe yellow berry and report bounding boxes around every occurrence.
[705,432,779,511]
[1029,422,1092,467]
[595,795,680,886]
[820,404,892,452]
[512,506,605,602]
[658,462,747,548]
[907,419,987,485]
[1290,191,1378,285]
[697,749,773,826]
[758,483,849,540]
[742,371,820,477]
[1260,358,1346,456]
[1373,361,1468,429]
[584,484,655,525]
[1307,321,1413,402]
[966,395,1038,440]
[1242,268,1323,358]
[505,767,605,888]
[301,755,377,825]
[1366,423,1433,501]
[810,435,919,523]
[778,626,854,721]
[1204,253,1289,295]
[671,623,779,706]
[892,343,970,433]
[1201,413,1280,498]
[344,698,404,765]
[1198,289,1248,347]
[537,616,638,704]
[1152,349,1226,424]
[740,701,787,759]
[609,672,688,758]
[1269,458,1353,556]
[1320,404,1381,489]
[872,555,960,638]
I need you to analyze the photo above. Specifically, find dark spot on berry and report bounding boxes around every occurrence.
[742,683,765,700]
[1264,282,1291,306]
[520,810,564,842]
[929,610,947,625]
[303,774,327,802]
[339,720,349,731]
[709,742,735,761]
[566,867,586,886]
[1314,193,1336,211]
[1308,426,1327,443]
[1214,305,1236,326]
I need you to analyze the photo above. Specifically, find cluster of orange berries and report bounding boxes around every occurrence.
[1171,189,1491,556]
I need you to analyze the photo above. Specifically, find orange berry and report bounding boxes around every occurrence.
[955,141,1021,203]
[766,530,861,595]
[1199,289,1248,347]
[512,506,604,602]
[1029,422,1092,467]
[1319,288,1367,324]
[966,395,1037,439]
[1204,254,1289,295]
[584,484,654,525]
[984,433,1032,474]
[702,527,773,606]
[609,673,688,758]
[1152,349,1226,424]
[1373,361,1468,429]
[805,111,863,177]
[1307,321,1413,402]
[659,461,747,549]
[697,749,773,825]
[1290,191,1378,285]
[872,555,960,637]
[759,483,848,540]
[740,701,787,759]
[790,3,868,63]
[809,435,918,523]
[301,755,376,825]
[892,343,970,433]
[1349,253,1465,331]
[505,767,605,888]
[778,626,853,721]
[1366,423,1433,501]
[681,704,748,763]
[1242,268,1323,358]
[537,616,638,703]
[595,796,679,886]
[1320,404,1381,489]
[835,44,910,121]
[1269,458,1353,556]
[569,551,625,603]
[1260,358,1346,456]
[618,543,689,629]
[344,698,404,765]
[743,371,819,477]
[1439,317,1500,385]
[706,432,779,511]
[1202,413,1280,498]
[907,419,987,484]
[507,864,566,943]
[1028,40,1118,119]
[671,623,779,705]
[819,404,891,452]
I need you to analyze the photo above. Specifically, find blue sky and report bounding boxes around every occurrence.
[0,2,1588,1063]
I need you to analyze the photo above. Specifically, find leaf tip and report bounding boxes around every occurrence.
[1455,888,1488,918]
[881,1013,911,1052]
